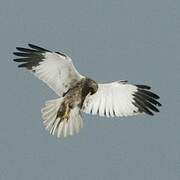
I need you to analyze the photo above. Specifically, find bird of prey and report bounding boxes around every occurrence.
[13,44,161,138]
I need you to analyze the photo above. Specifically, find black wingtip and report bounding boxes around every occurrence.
[13,52,30,57]
[139,89,160,99]
[16,47,24,51]
[13,44,46,70]
[28,43,51,52]
[132,84,161,116]
[13,52,18,56]
[13,58,19,62]
[135,84,151,90]
[16,47,39,53]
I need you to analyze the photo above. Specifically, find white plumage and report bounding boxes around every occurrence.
[41,98,83,137]
[33,52,83,97]
[13,44,161,138]
[82,81,140,117]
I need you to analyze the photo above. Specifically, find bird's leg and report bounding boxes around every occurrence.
[62,104,70,121]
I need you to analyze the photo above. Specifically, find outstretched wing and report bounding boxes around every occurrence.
[13,44,83,96]
[82,81,161,117]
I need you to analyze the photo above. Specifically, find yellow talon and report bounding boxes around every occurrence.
[63,111,69,120]
[62,105,70,121]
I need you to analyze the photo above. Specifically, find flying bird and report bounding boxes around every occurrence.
[13,44,161,138]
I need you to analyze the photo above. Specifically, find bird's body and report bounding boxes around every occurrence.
[13,44,161,138]
[56,77,98,121]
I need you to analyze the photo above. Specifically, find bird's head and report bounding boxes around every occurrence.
[85,78,98,95]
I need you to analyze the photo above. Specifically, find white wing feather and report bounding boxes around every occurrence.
[14,44,83,97]
[33,52,83,96]
[82,81,140,117]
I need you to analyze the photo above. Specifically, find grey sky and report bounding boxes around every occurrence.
[0,0,179,179]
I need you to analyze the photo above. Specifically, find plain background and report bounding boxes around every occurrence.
[0,0,179,179]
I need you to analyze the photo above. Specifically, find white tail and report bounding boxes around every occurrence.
[41,98,83,138]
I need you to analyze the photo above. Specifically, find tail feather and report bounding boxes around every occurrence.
[41,98,83,138]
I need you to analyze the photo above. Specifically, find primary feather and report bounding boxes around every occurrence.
[82,81,161,117]
[14,44,83,97]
